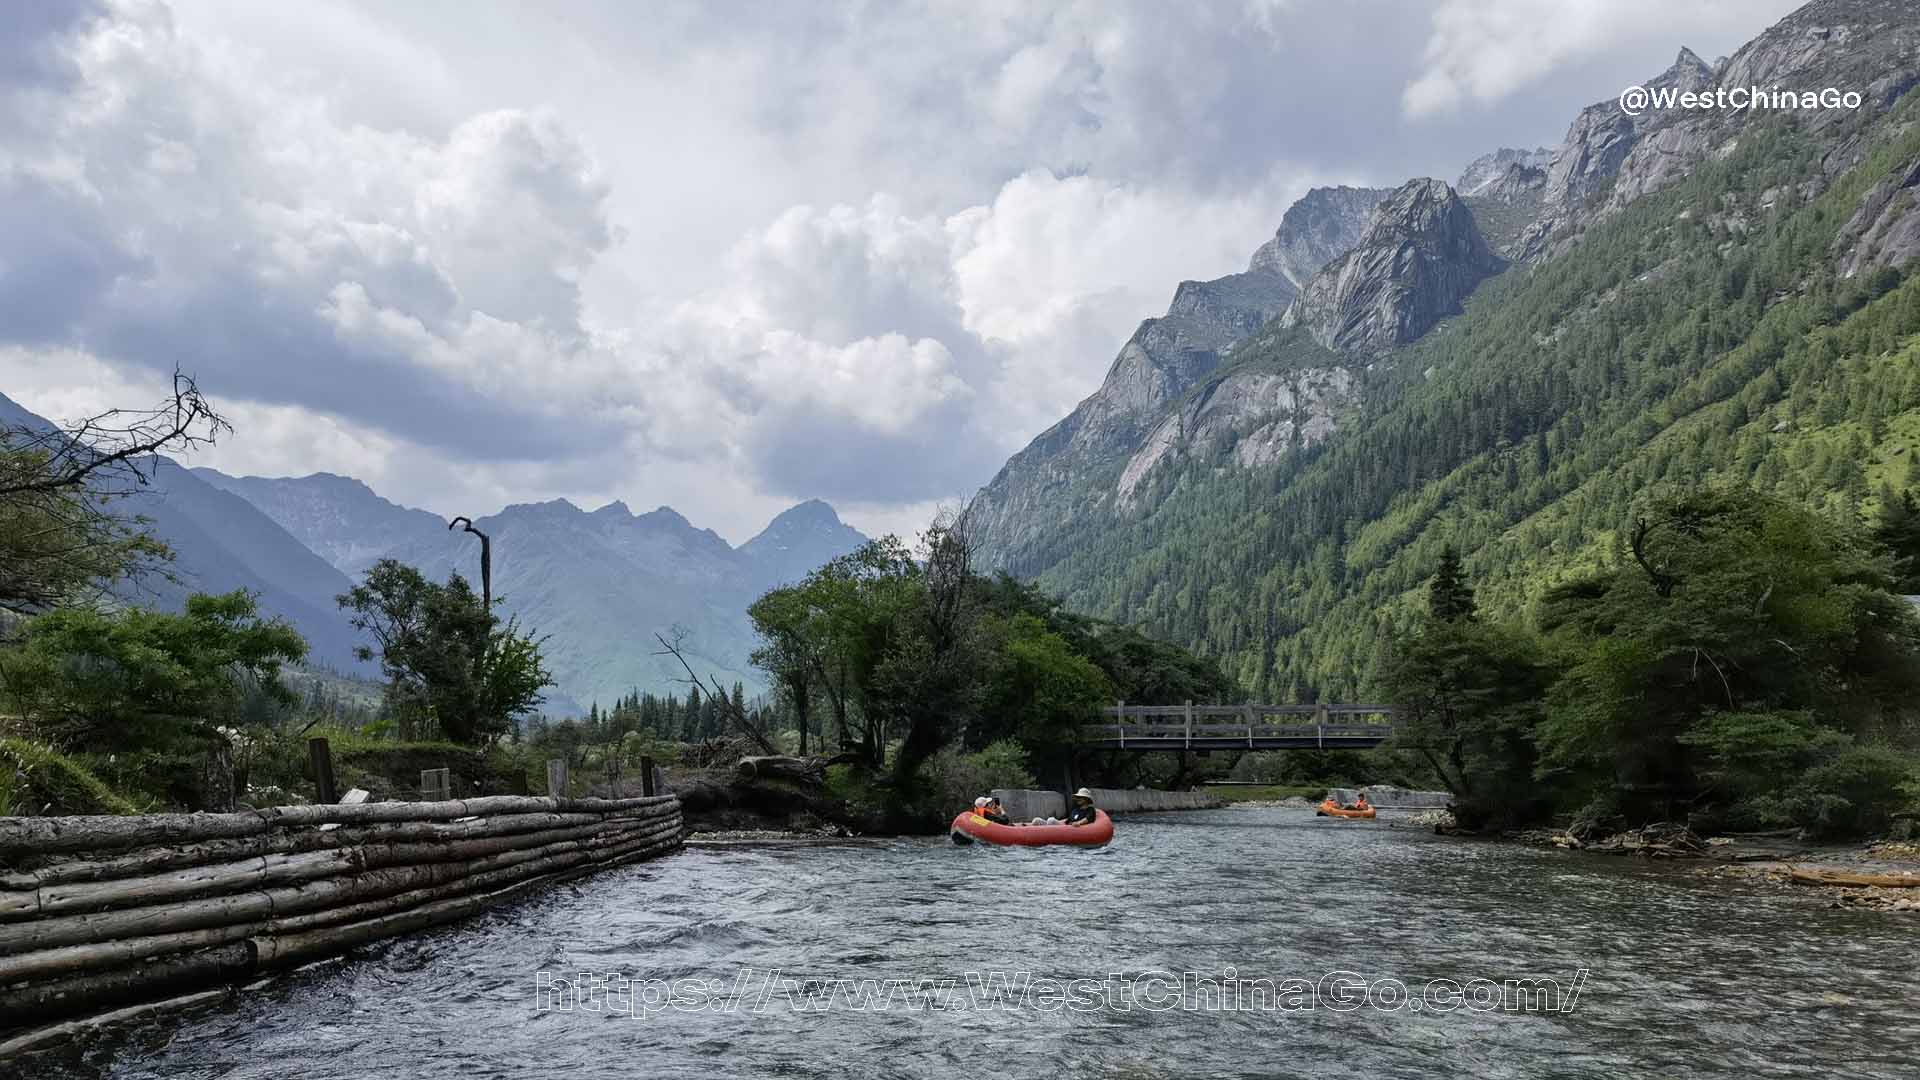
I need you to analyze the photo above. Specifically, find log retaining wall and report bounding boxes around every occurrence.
[0,794,683,1058]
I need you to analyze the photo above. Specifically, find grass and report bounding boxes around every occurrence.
[0,737,146,815]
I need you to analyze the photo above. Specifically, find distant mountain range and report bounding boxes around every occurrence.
[0,385,868,715]
[190,469,868,710]
[0,392,368,676]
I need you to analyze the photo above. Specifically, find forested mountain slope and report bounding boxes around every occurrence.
[971,0,1920,699]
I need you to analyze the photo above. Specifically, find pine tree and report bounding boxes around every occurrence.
[1428,545,1478,622]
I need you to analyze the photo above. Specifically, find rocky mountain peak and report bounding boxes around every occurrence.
[740,500,869,591]
[1667,46,1716,84]
[1516,0,1920,263]
[1279,178,1501,353]
[1248,185,1395,290]
[1456,147,1553,197]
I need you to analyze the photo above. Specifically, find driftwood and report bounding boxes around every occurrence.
[735,756,828,783]
[1787,867,1920,888]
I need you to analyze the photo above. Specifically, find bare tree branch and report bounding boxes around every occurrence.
[652,631,778,755]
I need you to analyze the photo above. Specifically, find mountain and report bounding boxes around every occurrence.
[190,470,444,577]
[196,470,869,710]
[0,393,367,674]
[1278,178,1503,353]
[1455,147,1553,197]
[965,184,1386,564]
[971,0,1920,698]
[739,498,870,593]
[1248,186,1394,290]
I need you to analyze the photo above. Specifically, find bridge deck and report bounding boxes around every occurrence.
[1080,703,1398,751]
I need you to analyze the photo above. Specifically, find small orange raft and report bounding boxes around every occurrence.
[1316,799,1377,819]
[950,809,1114,847]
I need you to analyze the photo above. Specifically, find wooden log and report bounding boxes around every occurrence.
[0,813,271,859]
[0,941,254,1028]
[0,796,681,858]
[4,806,678,890]
[251,828,681,970]
[0,922,262,984]
[266,823,683,936]
[0,815,682,1035]
[0,815,682,956]
[29,849,364,919]
[736,756,823,782]
[641,755,656,797]
[1787,867,1920,888]
[308,738,337,805]
[0,986,231,1061]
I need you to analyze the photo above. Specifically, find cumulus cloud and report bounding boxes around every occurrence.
[1402,0,1803,118]
[0,0,1805,542]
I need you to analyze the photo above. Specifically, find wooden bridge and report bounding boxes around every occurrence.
[1078,702,1398,751]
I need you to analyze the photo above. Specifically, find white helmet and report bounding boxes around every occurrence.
[974,796,990,808]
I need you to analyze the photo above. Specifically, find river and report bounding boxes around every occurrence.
[40,807,1920,1078]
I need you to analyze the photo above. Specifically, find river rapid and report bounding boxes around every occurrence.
[44,807,1920,1078]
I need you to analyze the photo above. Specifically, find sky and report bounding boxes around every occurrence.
[0,0,1802,543]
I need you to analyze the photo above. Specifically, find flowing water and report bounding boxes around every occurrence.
[41,807,1920,1078]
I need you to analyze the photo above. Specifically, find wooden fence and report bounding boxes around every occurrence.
[0,793,684,1057]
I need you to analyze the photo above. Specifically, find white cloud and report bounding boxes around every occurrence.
[1402,0,1803,118]
[0,0,1807,544]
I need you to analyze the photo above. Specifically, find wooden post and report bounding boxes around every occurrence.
[640,755,656,797]
[421,768,451,802]
[1183,700,1193,749]
[546,758,568,797]
[1116,700,1126,749]
[308,738,337,805]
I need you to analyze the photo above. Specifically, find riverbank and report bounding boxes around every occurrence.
[1692,840,1920,913]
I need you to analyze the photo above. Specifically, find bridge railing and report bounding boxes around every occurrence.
[1081,701,1398,748]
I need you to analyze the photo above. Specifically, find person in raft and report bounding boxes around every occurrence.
[1352,791,1371,811]
[1065,788,1098,826]
[975,796,1011,825]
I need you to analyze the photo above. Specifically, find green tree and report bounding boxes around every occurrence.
[0,590,306,750]
[1536,487,1920,823]
[1871,485,1920,593]
[1427,545,1477,622]
[337,559,552,744]
[1382,616,1550,828]
[976,613,1114,764]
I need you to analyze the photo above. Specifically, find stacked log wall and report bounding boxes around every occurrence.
[0,794,683,1058]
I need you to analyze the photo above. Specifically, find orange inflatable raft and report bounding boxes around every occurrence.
[1316,799,1377,819]
[950,809,1114,847]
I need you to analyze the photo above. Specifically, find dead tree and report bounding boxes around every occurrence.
[0,370,230,614]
